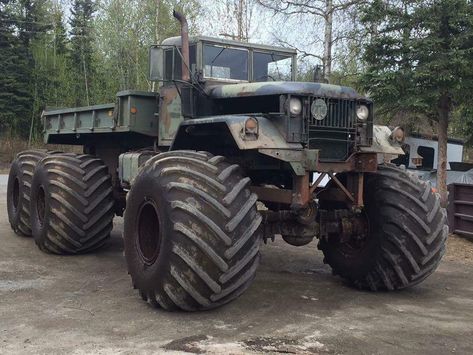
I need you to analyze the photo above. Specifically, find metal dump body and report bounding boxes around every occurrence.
[43,90,159,144]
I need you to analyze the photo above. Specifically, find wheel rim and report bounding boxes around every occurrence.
[36,186,46,226]
[12,177,20,212]
[136,201,161,265]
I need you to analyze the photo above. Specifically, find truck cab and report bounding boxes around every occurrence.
[151,35,389,170]
[152,35,296,84]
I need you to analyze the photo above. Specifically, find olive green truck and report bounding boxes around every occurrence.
[7,11,447,311]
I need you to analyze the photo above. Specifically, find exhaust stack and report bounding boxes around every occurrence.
[173,10,190,82]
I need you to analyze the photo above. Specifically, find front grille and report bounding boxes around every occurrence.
[306,97,356,161]
[308,98,356,128]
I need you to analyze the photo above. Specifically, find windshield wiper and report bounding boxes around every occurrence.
[211,47,226,64]
[208,47,226,78]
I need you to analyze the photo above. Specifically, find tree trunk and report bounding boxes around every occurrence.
[237,0,244,41]
[437,94,450,208]
[323,0,333,81]
[155,0,160,44]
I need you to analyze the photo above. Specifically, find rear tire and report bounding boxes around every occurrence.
[7,150,50,236]
[124,151,262,311]
[30,153,114,254]
[319,164,448,291]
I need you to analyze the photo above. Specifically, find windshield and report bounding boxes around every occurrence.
[253,51,293,82]
[164,45,196,81]
[203,44,249,81]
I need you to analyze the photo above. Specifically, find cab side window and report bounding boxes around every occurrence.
[164,49,173,80]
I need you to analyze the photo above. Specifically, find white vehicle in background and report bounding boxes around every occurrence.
[392,132,465,170]
[392,132,473,186]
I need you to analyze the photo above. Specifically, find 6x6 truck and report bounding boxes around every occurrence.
[7,11,447,311]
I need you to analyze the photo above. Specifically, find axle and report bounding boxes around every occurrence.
[261,203,368,247]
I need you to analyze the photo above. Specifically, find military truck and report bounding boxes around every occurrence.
[6,11,447,311]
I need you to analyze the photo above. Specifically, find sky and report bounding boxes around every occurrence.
[196,1,349,72]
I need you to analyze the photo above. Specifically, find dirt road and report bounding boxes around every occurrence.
[1,175,472,354]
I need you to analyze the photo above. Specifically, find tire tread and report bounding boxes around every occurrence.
[32,153,114,254]
[320,164,448,291]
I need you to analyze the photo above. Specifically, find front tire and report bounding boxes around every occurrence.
[30,154,114,254]
[124,151,262,311]
[319,164,448,291]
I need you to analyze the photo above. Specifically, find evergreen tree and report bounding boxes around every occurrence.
[0,0,33,137]
[69,0,96,106]
[52,5,67,55]
[360,0,473,206]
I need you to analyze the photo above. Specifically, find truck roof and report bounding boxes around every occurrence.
[161,35,297,55]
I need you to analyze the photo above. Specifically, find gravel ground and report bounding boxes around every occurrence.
[1,174,473,355]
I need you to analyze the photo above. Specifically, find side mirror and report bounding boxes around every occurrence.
[149,46,163,81]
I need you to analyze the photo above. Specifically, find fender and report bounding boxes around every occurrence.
[171,118,403,176]
[171,115,302,151]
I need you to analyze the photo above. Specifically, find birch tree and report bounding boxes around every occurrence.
[257,0,365,81]
[201,0,258,42]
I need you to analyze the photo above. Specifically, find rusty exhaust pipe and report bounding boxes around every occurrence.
[173,9,190,82]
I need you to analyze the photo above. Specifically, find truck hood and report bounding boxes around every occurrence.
[206,81,365,100]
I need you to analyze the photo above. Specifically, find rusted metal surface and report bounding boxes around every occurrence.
[448,183,473,239]
[172,10,190,82]
[319,209,368,244]
[317,171,365,209]
[158,86,183,146]
[309,173,327,195]
[251,173,312,209]
[250,186,293,205]
[328,173,355,203]
[317,152,378,173]
[260,210,318,246]
[292,173,311,210]
[347,172,364,208]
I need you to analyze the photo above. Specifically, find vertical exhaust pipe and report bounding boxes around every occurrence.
[173,10,190,82]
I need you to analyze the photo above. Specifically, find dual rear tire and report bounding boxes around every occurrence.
[7,150,50,236]
[30,154,115,254]
[7,151,115,254]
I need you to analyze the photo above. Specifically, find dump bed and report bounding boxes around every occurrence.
[43,90,159,145]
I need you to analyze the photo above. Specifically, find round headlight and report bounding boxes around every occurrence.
[356,105,369,121]
[288,98,302,115]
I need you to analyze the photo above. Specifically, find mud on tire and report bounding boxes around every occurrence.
[124,150,262,311]
[319,164,448,291]
[30,154,114,254]
[7,150,52,236]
